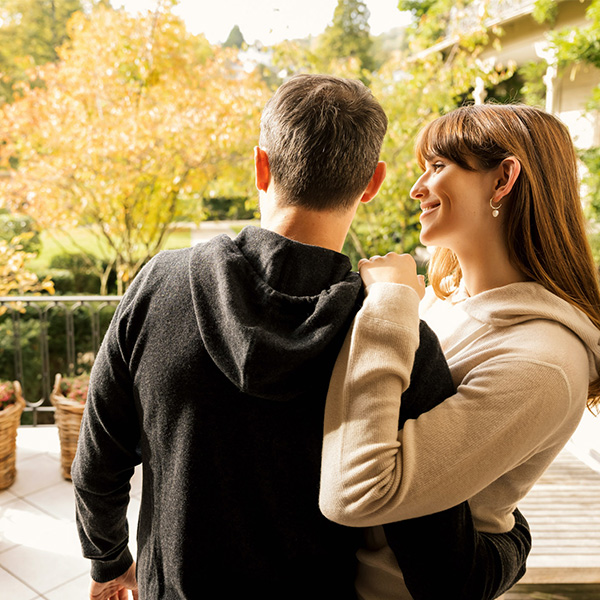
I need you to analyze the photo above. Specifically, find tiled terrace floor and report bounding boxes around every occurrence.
[0,426,141,600]
[1,424,599,599]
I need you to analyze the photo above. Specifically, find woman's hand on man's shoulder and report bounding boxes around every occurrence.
[358,252,425,300]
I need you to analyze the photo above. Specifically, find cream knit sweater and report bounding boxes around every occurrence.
[320,281,600,599]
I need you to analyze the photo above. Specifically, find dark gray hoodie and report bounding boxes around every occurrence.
[73,227,368,599]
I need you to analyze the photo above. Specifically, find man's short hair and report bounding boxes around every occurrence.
[259,74,388,211]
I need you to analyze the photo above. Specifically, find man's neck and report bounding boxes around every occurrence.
[260,204,356,253]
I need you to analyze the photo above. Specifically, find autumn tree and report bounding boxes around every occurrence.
[0,209,40,254]
[0,4,268,293]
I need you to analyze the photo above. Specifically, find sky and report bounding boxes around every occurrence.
[114,1,413,45]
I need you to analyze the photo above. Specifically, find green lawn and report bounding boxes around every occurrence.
[28,226,192,271]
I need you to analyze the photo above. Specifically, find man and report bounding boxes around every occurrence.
[72,74,387,600]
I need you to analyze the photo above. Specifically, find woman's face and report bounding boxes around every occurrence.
[410,156,499,254]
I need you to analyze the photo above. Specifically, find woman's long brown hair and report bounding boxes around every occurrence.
[415,104,600,410]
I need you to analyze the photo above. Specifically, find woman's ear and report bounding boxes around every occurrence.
[494,156,521,199]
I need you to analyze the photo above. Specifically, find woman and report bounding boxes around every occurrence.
[319,104,600,599]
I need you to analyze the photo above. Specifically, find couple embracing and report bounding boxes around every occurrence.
[72,74,600,600]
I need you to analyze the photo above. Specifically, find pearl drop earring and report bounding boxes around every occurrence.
[490,197,502,218]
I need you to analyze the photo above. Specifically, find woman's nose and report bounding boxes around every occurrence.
[410,175,426,199]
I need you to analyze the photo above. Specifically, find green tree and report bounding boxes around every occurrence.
[547,0,600,69]
[317,0,375,75]
[398,0,456,48]
[516,61,547,107]
[399,0,438,18]
[223,24,245,48]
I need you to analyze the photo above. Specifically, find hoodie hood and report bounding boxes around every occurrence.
[189,226,362,401]
[457,282,600,380]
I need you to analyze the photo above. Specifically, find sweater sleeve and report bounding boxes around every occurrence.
[319,282,572,528]
[71,287,142,582]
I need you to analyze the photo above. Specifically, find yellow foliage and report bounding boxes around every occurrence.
[0,5,269,288]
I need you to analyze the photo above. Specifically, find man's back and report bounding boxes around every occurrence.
[72,227,364,598]
[72,73,390,600]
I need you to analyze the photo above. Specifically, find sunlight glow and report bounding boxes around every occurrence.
[114,0,412,45]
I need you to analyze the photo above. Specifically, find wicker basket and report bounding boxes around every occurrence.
[0,381,25,490]
[50,373,86,480]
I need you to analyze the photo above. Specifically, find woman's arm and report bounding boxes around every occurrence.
[323,254,535,599]
[319,282,571,528]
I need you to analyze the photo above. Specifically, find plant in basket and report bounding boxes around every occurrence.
[58,374,90,404]
[51,372,90,480]
[0,379,25,490]
[0,381,17,411]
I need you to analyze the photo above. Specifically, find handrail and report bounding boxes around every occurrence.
[0,295,121,302]
[0,294,123,425]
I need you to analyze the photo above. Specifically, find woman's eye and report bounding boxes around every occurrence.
[432,163,445,172]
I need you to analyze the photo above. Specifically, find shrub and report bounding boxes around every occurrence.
[48,252,115,295]
[0,212,41,255]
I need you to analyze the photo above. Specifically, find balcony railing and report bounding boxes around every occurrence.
[412,0,540,59]
[448,0,537,36]
[0,295,122,425]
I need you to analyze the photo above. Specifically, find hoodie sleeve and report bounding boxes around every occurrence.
[71,268,147,583]
[319,282,574,529]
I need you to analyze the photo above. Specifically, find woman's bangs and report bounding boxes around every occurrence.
[415,112,477,171]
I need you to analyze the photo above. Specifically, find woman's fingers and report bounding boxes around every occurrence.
[359,253,424,299]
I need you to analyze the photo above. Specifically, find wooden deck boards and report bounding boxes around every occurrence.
[504,584,600,599]
[513,445,600,585]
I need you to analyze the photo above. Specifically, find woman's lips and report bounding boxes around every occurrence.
[420,202,440,219]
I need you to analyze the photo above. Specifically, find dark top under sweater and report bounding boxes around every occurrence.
[71,226,530,600]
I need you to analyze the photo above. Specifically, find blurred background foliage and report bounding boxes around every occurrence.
[0,0,598,286]
[0,0,599,401]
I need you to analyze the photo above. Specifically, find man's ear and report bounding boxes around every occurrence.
[494,156,521,199]
[254,146,271,192]
[359,161,387,204]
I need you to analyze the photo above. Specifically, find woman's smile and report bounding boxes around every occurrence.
[419,201,441,220]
